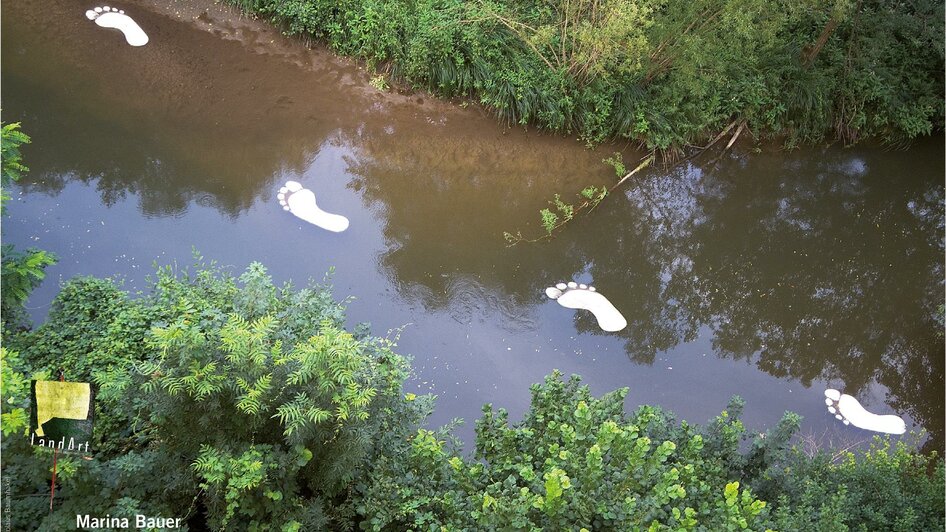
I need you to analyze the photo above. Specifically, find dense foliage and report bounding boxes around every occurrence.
[227,0,943,151]
[2,260,427,530]
[1,260,943,530]
[360,374,777,530]
[360,372,944,531]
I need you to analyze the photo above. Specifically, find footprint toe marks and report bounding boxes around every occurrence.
[545,281,627,332]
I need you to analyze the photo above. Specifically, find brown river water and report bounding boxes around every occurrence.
[3,0,943,451]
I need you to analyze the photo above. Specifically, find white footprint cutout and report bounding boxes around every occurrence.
[824,389,906,435]
[277,181,349,233]
[545,282,627,332]
[85,6,149,47]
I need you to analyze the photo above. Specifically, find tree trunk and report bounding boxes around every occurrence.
[802,15,840,67]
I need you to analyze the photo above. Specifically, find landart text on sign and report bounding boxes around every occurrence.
[29,380,94,453]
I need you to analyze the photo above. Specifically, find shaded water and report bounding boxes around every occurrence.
[4,0,943,450]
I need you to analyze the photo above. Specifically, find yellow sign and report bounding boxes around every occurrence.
[30,381,94,453]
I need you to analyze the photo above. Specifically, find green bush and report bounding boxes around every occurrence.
[1,122,57,328]
[2,260,427,530]
[0,245,57,329]
[359,372,944,531]
[224,0,943,151]
[11,277,147,378]
[359,372,781,530]
[2,261,942,530]
[764,440,946,531]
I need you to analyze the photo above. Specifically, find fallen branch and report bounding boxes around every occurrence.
[725,121,746,151]
[690,120,739,152]
[612,152,655,191]
[700,120,747,168]
[503,190,607,245]
[503,151,655,245]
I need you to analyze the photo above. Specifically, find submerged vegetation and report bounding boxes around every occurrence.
[504,152,652,244]
[503,185,609,244]
[227,0,943,152]
[1,258,943,530]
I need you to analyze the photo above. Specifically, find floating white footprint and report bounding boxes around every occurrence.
[85,6,149,47]
[824,389,906,435]
[545,282,627,332]
[277,181,349,233]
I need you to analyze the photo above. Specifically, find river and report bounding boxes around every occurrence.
[3,0,943,451]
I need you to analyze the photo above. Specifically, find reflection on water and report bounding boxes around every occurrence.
[349,115,944,450]
[3,0,943,450]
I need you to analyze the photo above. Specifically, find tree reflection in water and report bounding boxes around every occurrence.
[5,0,941,451]
[347,126,943,451]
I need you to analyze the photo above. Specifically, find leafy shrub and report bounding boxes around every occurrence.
[2,262,942,530]
[223,0,943,151]
[764,439,946,531]
[358,371,944,531]
[360,372,774,530]
[12,276,147,379]
[0,347,42,437]
[1,122,57,329]
[1,122,31,197]
[0,246,57,329]
[3,260,426,530]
